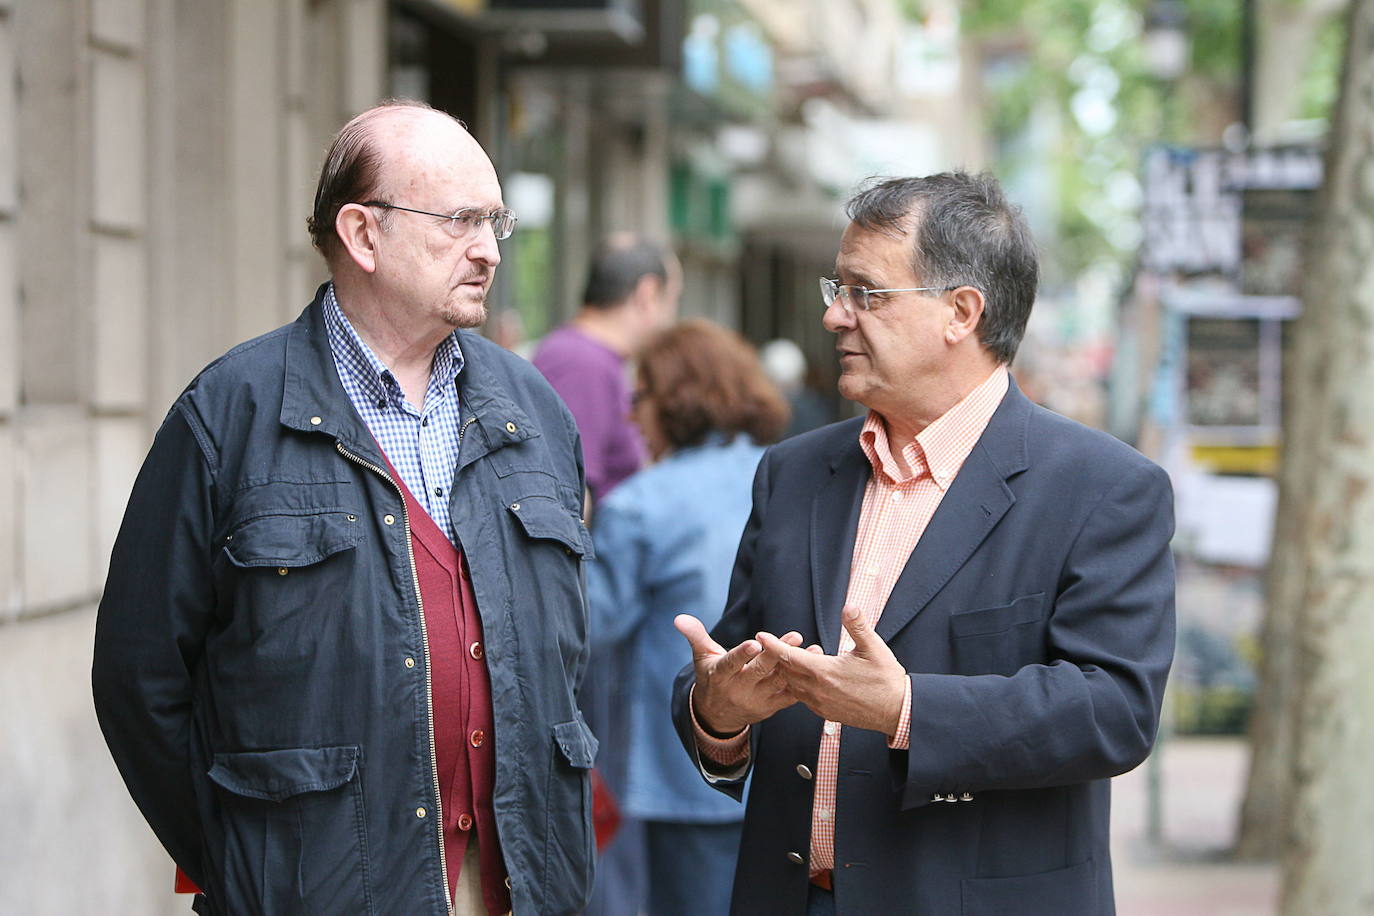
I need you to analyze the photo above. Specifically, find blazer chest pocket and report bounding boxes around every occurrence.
[949,592,1048,676]
[208,745,374,915]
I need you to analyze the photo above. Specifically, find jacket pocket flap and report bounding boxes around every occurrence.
[949,592,1047,638]
[208,745,360,801]
[508,497,591,557]
[224,512,364,568]
[553,718,599,769]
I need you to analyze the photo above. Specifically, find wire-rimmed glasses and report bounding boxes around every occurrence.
[819,276,959,312]
[363,201,518,240]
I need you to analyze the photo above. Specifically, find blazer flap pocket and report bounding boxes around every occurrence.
[224,512,364,568]
[950,592,1047,638]
[508,497,592,557]
[208,745,361,801]
[553,718,599,769]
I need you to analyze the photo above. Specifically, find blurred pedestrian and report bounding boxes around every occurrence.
[532,233,681,509]
[532,233,681,916]
[587,319,789,916]
[92,100,599,916]
[671,172,1176,914]
[760,337,832,437]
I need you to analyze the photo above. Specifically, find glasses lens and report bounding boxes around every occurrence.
[491,210,516,240]
[820,278,838,309]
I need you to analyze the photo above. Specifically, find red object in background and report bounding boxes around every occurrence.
[591,766,621,852]
[174,866,200,894]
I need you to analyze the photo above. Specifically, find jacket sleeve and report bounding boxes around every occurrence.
[92,402,218,884]
[670,447,772,799]
[893,460,1176,808]
[585,494,650,647]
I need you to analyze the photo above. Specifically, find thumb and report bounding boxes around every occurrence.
[674,614,725,660]
[841,606,881,653]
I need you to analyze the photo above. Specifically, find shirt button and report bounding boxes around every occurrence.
[434,487,443,497]
[818,807,833,822]
[823,721,839,736]
[404,657,416,668]
[786,851,805,866]
[457,813,474,831]
[891,491,903,501]
[416,807,427,818]
[470,729,485,748]
[470,642,484,660]
[384,514,396,526]
[866,564,880,576]
[421,417,428,426]
[795,764,813,780]
[376,399,386,410]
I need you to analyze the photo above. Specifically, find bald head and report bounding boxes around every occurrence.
[307,100,489,266]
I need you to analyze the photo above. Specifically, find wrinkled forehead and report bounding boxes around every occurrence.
[373,109,503,209]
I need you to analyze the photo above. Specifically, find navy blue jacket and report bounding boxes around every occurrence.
[672,380,1176,915]
[93,287,598,915]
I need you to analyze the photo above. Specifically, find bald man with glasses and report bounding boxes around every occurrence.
[94,100,599,916]
[671,172,1175,915]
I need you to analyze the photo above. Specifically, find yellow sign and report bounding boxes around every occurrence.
[1190,444,1279,476]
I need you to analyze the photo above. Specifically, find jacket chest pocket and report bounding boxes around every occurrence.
[219,510,365,650]
[208,745,374,915]
[948,593,1048,676]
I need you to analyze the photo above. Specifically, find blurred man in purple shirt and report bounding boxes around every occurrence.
[533,234,681,507]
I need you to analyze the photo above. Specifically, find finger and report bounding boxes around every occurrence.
[779,631,805,647]
[840,606,881,653]
[674,614,726,660]
[805,644,824,655]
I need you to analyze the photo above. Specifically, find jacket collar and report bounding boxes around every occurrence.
[280,283,539,467]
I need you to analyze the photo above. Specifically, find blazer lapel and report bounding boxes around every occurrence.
[875,381,1032,642]
[811,435,869,655]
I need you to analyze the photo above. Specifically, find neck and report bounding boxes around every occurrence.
[332,281,450,405]
[881,359,1001,445]
[571,306,638,358]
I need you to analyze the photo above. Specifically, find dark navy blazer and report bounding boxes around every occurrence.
[672,379,1175,915]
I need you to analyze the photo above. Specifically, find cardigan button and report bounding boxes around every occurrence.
[470,729,486,748]
[457,813,473,831]
[470,642,484,660]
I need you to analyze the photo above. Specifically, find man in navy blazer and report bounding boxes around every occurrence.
[671,173,1175,915]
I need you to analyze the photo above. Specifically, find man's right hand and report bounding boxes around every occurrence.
[674,614,803,736]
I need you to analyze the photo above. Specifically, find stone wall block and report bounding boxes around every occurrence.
[0,220,15,416]
[91,51,146,232]
[0,14,16,214]
[91,234,147,410]
[19,410,94,611]
[91,0,145,51]
[0,424,15,622]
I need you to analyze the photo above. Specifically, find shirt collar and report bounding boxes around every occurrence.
[859,365,1009,490]
[322,283,465,408]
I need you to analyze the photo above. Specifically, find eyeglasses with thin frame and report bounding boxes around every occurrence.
[363,201,518,241]
[819,276,959,312]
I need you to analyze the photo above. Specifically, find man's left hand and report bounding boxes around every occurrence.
[755,606,908,736]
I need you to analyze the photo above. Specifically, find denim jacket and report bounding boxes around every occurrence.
[93,286,598,915]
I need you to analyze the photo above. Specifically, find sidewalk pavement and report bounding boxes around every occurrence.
[1112,735,1279,916]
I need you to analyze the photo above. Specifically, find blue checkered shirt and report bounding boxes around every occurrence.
[323,284,465,544]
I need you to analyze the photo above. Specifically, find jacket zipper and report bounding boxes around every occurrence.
[335,440,452,910]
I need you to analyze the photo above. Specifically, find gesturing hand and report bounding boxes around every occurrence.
[755,606,907,736]
[674,614,803,736]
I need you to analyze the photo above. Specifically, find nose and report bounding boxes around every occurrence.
[466,222,502,268]
[822,297,856,333]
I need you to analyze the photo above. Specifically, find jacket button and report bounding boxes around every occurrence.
[470,729,485,748]
[277,567,288,576]
[457,813,473,831]
[960,793,974,802]
[932,794,944,803]
[310,416,322,425]
[404,657,416,668]
[786,851,805,866]
[509,502,520,511]
[505,421,517,433]
[384,514,396,526]
[796,764,813,780]
[504,876,512,890]
[416,807,427,818]
[470,642,484,660]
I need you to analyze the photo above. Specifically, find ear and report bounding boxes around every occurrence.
[630,273,663,310]
[335,203,380,274]
[945,286,985,346]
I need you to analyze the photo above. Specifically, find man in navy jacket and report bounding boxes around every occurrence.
[672,173,1175,915]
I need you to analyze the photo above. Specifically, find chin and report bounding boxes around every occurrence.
[443,301,488,329]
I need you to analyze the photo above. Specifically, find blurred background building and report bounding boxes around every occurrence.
[0,0,1351,912]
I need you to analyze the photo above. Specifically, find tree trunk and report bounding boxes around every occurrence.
[1278,1,1374,911]
[1252,0,1348,144]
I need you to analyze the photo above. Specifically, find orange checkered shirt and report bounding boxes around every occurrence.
[693,365,1009,874]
